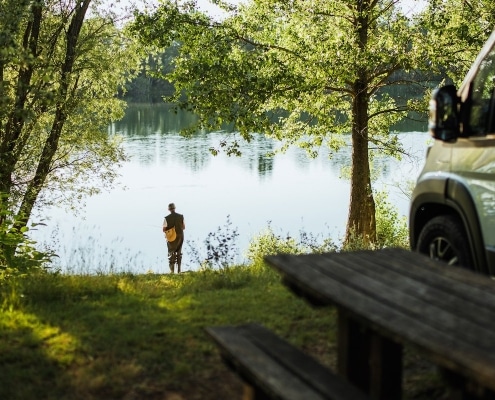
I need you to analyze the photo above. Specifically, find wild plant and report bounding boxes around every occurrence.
[0,208,55,310]
[246,223,338,268]
[374,191,409,248]
[187,215,240,270]
[342,190,409,251]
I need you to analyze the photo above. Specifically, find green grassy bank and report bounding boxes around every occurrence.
[1,264,447,400]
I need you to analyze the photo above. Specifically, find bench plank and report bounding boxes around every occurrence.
[206,323,370,400]
[265,248,495,393]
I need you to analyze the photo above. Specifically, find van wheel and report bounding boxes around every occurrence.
[416,215,474,270]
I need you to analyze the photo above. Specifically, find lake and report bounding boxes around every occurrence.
[30,104,430,274]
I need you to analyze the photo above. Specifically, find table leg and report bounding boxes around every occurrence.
[337,308,403,399]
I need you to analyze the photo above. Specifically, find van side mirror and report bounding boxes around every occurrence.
[428,85,460,141]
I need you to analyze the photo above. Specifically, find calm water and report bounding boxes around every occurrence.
[30,104,430,274]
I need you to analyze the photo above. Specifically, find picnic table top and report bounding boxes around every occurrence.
[265,248,495,392]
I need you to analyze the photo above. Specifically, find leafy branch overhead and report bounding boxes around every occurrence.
[134,1,429,150]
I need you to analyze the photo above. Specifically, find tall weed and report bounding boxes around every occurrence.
[0,208,55,310]
[249,191,408,264]
[246,224,338,268]
[375,191,409,248]
[187,215,240,270]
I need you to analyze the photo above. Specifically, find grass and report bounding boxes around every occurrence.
[0,264,448,400]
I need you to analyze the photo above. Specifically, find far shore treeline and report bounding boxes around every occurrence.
[119,52,434,106]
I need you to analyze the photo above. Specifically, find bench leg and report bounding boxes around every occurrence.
[337,309,403,400]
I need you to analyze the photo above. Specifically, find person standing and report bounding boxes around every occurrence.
[162,203,185,273]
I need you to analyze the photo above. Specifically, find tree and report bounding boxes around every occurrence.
[0,0,141,264]
[419,0,495,85]
[132,0,428,244]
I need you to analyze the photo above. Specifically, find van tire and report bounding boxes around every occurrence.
[416,215,474,270]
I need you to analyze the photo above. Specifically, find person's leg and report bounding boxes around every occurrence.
[167,242,176,273]
[176,252,182,273]
[176,236,184,273]
[168,252,176,273]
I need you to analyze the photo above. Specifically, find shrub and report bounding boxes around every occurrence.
[246,224,338,267]
[0,206,55,310]
[375,191,409,249]
[342,191,409,251]
[187,215,240,270]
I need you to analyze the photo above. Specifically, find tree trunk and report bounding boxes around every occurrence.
[15,0,91,229]
[0,0,42,260]
[344,0,376,245]
[345,82,376,245]
[0,1,42,212]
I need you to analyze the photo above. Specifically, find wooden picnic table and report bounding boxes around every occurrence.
[265,248,495,400]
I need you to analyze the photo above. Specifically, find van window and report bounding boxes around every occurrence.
[468,46,495,135]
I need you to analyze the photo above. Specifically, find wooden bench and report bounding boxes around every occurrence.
[206,323,370,400]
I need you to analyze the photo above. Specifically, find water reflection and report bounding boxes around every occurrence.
[111,104,199,136]
[112,104,426,181]
[111,104,280,177]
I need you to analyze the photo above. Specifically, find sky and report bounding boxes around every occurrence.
[103,0,428,20]
[99,0,232,19]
